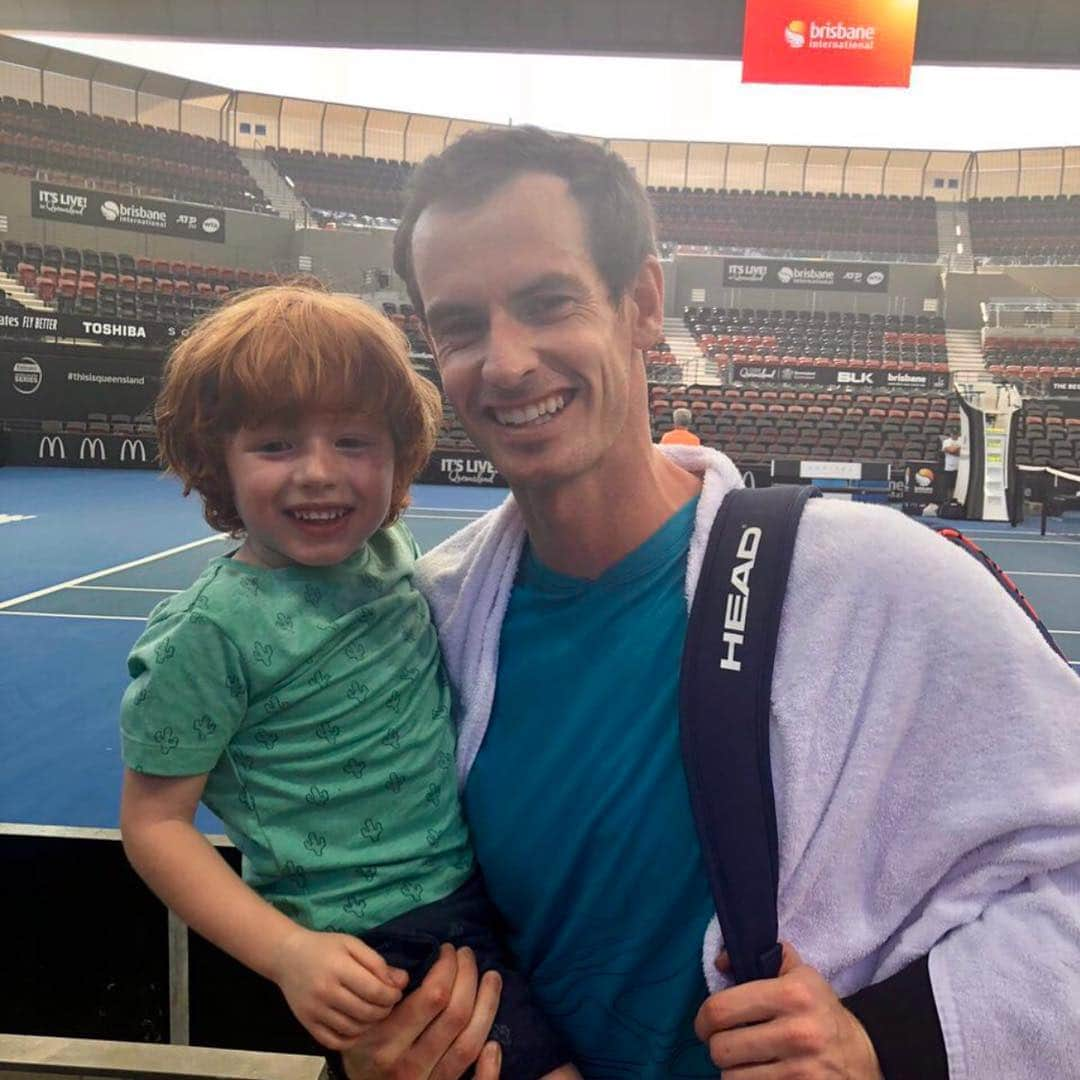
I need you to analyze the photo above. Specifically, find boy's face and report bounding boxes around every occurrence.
[224,409,395,570]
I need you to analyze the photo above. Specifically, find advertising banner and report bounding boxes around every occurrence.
[730,361,946,391]
[31,181,226,243]
[723,258,890,293]
[418,448,508,488]
[1,350,161,421]
[900,460,938,514]
[742,0,919,87]
[0,310,181,347]
[1048,378,1080,396]
[1,430,159,469]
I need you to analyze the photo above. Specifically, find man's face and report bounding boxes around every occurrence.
[410,172,658,493]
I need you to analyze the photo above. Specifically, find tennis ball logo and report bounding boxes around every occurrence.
[100,200,120,222]
[785,20,807,48]
[915,467,935,489]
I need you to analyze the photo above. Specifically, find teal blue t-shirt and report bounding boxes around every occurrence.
[464,498,719,1078]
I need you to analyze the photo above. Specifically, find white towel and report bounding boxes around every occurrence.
[417,444,1080,1078]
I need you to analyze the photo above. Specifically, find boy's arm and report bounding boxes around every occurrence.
[120,768,407,1050]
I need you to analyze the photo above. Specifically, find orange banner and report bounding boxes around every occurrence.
[742,0,919,87]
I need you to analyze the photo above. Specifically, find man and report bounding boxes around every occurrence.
[659,406,701,446]
[345,127,1080,1079]
[939,430,962,506]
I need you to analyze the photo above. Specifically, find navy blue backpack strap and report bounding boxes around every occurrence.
[679,483,820,985]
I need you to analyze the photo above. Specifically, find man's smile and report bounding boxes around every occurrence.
[489,391,574,428]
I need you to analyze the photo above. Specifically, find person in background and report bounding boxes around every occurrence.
[939,430,962,505]
[659,405,701,446]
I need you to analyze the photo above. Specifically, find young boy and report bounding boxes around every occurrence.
[119,284,576,1079]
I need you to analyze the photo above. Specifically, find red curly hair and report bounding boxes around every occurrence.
[155,283,442,535]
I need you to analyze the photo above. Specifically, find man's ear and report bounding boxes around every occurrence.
[628,255,665,351]
[420,322,439,364]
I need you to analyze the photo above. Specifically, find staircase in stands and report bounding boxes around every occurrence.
[662,316,722,385]
[946,328,988,386]
[937,202,975,272]
[0,270,56,312]
[238,148,310,225]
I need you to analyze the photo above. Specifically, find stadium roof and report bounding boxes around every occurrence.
[2,0,1079,68]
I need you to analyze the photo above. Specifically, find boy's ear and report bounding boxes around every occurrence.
[628,255,664,352]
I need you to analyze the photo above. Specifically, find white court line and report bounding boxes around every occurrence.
[406,513,483,522]
[69,584,182,594]
[0,610,147,622]
[0,534,226,612]
[1049,629,1080,635]
[958,537,1080,546]
[1004,572,1080,578]
[409,506,490,515]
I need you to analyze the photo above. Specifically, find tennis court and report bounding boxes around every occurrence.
[2,465,1078,834]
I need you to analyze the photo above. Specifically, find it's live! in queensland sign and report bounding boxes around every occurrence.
[742,0,920,87]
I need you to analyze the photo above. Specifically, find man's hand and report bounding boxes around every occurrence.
[270,926,410,1050]
[694,943,883,1078]
[341,943,503,1080]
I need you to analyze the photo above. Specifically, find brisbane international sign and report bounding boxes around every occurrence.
[742,0,920,88]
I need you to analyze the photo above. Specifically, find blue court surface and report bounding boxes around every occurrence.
[2,467,1078,833]
[0,468,504,833]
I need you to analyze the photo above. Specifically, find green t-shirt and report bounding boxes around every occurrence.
[120,522,473,935]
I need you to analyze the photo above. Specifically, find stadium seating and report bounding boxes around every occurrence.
[983,336,1080,386]
[650,189,939,261]
[1015,402,1080,470]
[684,305,948,379]
[0,97,273,214]
[262,146,938,260]
[647,383,956,465]
[267,147,410,224]
[0,238,282,330]
[969,196,1080,265]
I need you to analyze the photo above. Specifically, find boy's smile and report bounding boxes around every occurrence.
[224,409,396,570]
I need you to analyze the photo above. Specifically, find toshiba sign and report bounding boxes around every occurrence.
[743,0,919,87]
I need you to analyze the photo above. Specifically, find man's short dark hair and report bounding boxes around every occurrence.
[393,125,657,320]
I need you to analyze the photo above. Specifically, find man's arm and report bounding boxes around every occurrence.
[843,956,947,1079]
[120,769,406,1049]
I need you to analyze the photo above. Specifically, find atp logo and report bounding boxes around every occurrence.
[785,20,807,48]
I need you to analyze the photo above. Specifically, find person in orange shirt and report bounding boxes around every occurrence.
[659,406,701,446]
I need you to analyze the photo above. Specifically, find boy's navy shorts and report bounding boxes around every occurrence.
[363,872,571,1079]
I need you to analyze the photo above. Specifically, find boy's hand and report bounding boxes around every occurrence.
[342,944,503,1080]
[270,926,410,1050]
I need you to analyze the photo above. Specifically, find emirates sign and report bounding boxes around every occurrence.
[742,0,920,87]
